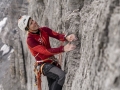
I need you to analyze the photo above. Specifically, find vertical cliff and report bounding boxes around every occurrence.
[0,0,29,90]
[28,0,120,90]
[0,0,120,90]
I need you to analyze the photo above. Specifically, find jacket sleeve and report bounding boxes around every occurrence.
[42,27,66,41]
[27,37,64,55]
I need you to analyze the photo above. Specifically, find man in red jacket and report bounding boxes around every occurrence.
[18,15,76,90]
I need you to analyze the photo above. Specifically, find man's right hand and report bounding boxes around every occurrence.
[64,43,76,52]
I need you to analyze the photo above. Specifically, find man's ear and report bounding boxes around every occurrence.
[25,27,29,31]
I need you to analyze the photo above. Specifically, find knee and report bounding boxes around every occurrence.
[60,71,65,80]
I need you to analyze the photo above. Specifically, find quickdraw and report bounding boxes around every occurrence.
[34,62,45,90]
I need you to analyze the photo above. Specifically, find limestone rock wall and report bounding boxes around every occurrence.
[28,0,120,90]
[0,0,29,90]
[0,0,120,90]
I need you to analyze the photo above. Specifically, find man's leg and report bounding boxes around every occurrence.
[42,63,65,90]
[47,77,54,90]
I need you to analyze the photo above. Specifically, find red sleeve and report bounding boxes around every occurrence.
[27,37,64,55]
[41,27,66,41]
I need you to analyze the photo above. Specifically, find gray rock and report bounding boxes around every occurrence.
[0,0,120,90]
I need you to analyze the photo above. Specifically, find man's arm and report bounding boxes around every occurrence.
[41,27,67,41]
[27,38,64,56]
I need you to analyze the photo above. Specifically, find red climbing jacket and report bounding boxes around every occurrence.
[27,27,66,63]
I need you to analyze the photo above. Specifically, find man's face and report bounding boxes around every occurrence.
[28,18,39,32]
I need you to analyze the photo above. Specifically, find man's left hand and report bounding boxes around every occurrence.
[66,34,77,42]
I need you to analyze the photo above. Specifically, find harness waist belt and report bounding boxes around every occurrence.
[37,58,52,63]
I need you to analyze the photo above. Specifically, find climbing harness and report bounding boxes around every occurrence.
[33,56,61,90]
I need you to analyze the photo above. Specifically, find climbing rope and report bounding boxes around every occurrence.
[34,62,45,90]
[58,41,64,66]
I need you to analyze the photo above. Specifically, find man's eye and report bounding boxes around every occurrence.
[31,21,32,25]
[31,20,33,24]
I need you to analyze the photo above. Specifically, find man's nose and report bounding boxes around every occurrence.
[33,21,37,25]
[33,20,35,24]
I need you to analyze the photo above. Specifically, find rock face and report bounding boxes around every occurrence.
[0,0,120,90]
[0,0,29,90]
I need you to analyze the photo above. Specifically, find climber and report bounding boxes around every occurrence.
[18,15,77,90]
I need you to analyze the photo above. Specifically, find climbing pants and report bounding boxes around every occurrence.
[42,63,65,90]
